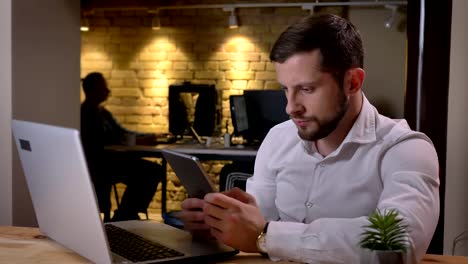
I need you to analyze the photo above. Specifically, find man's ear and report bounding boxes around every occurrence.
[343,68,365,96]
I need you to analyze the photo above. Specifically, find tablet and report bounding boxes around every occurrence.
[161,149,217,198]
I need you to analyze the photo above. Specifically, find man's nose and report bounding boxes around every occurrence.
[286,93,303,116]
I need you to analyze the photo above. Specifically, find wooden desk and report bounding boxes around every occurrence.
[1,226,467,264]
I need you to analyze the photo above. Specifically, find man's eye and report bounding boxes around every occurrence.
[301,86,315,93]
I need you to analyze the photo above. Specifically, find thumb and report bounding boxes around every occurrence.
[222,187,257,205]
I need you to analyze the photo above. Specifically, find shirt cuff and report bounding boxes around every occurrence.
[266,221,307,262]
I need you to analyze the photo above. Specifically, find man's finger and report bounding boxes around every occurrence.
[184,222,210,231]
[177,210,205,222]
[222,187,255,204]
[204,192,240,209]
[181,198,204,210]
[209,227,224,242]
[203,202,228,220]
[204,214,224,231]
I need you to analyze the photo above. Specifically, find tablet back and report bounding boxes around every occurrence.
[161,149,217,198]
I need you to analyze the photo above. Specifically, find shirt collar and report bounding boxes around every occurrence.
[344,93,377,145]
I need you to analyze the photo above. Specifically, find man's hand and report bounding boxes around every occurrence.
[178,198,213,240]
[203,188,266,252]
[222,187,258,206]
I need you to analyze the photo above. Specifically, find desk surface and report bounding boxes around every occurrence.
[1,226,467,264]
[106,143,258,161]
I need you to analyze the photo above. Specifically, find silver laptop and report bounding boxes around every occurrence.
[12,119,238,264]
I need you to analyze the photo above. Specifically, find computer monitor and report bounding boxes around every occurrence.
[230,90,289,145]
[229,95,249,135]
[168,83,218,138]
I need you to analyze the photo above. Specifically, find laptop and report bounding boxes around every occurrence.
[11,119,238,264]
[161,149,216,199]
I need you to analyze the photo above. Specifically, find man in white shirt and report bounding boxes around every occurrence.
[178,14,439,263]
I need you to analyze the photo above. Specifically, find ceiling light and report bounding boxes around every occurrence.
[223,7,238,29]
[149,9,161,30]
[152,15,161,30]
[302,3,316,15]
[80,18,90,32]
[384,5,398,29]
[229,12,238,29]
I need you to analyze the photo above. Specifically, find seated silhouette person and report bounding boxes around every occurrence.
[80,72,162,222]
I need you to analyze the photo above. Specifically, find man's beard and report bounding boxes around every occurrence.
[295,91,349,141]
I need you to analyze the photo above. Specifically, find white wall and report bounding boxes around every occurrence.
[11,0,80,226]
[444,0,468,256]
[0,0,12,225]
[349,8,407,118]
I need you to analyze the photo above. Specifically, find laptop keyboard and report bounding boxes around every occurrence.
[105,224,184,262]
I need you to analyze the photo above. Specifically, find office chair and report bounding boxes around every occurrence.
[111,183,149,220]
[224,172,252,191]
[102,184,122,222]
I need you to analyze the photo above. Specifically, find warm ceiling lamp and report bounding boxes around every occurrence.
[223,7,238,29]
[384,5,398,29]
[151,10,161,30]
[80,17,90,32]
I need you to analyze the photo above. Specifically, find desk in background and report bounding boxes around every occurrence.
[0,226,466,264]
[108,143,257,161]
[105,143,258,214]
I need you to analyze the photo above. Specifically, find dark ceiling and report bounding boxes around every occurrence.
[81,0,341,10]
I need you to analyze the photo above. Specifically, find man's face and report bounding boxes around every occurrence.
[275,50,348,141]
[91,77,110,104]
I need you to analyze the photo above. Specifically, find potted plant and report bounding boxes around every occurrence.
[359,209,409,264]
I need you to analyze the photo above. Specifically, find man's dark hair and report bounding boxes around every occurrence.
[270,14,364,86]
[82,72,104,95]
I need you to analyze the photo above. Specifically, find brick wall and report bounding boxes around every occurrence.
[81,5,340,211]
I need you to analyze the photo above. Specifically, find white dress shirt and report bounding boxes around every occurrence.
[246,95,439,264]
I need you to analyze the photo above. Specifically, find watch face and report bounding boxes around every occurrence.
[257,233,267,253]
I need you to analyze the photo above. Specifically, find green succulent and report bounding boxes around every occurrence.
[359,209,409,252]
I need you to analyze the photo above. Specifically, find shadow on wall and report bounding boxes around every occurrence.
[373,97,397,119]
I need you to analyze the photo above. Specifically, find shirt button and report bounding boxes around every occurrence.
[305,202,314,208]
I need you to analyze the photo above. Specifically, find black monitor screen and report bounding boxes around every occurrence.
[229,95,249,135]
[238,90,289,144]
[168,83,217,137]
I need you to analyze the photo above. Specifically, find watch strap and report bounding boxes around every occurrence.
[263,221,270,234]
[258,222,269,257]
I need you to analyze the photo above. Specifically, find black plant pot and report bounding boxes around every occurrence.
[361,249,404,264]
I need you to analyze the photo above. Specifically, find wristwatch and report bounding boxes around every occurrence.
[256,222,269,256]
